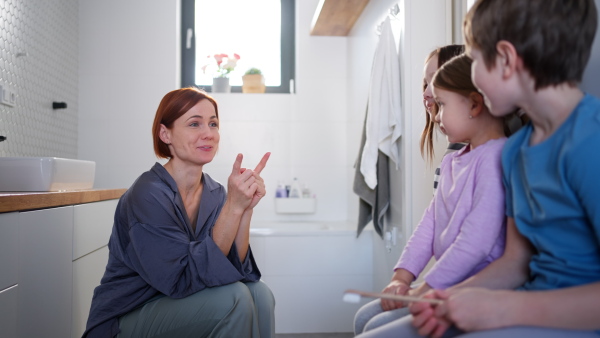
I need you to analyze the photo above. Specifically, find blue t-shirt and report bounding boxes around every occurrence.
[502,94,600,291]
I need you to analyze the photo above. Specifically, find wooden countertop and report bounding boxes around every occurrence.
[0,189,127,213]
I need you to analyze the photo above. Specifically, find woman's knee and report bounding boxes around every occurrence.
[245,280,275,308]
[221,282,256,310]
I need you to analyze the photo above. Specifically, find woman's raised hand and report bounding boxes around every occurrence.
[227,152,271,212]
[247,152,270,209]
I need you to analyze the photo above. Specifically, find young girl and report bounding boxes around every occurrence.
[355,54,508,337]
[420,45,466,194]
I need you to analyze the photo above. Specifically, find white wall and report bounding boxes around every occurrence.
[78,1,179,189]
[78,0,352,223]
[346,0,450,291]
[0,0,79,158]
[582,0,600,96]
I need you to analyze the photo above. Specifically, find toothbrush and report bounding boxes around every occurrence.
[343,289,443,305]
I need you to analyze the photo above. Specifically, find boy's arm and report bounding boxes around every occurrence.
[416,282,600,337]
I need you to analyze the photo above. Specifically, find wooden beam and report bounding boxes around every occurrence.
[310,0,371,36]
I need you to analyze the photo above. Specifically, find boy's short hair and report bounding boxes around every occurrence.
[464,0,597,90]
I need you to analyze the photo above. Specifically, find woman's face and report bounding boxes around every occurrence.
[423,54,439,120]
[161,99,220,166]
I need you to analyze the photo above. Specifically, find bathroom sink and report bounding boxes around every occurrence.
[0,157,96,192]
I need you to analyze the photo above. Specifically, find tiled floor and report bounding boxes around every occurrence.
[275,333,354,338]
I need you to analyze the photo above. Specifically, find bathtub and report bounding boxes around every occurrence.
[249,221,374,334]
[250,221,358,236]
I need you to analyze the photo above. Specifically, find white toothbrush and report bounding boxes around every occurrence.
[343,289,443,304]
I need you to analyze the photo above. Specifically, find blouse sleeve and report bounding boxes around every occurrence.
[394,192,437,278]
[112,178,259,299]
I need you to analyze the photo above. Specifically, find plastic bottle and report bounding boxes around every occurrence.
[289,178,301,198]
[275,181,287,198]
[302,184,311,198]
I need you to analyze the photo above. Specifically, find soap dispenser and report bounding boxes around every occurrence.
[289,178,301,198]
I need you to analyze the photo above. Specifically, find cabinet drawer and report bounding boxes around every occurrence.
[73,200,118,260]
[0,213,18,290]
[0,285,18,338]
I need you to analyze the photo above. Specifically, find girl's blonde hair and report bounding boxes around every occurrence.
[420,45,465,162]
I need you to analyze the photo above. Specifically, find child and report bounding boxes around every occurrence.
[355,54,508,337]
[410,0,600,337]
[419,45,467,194]
[354,44,463,335]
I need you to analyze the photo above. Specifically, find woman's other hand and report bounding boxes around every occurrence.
[247,152,270,210]
[227,153,258,212]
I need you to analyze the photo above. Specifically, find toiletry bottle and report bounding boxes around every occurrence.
[275,181,287,198]
[302,184,311,198]
[289,178,301,198]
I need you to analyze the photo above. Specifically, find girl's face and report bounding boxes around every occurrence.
[160,99,220,166]
[433,86,473,144]
[423,54,439,120]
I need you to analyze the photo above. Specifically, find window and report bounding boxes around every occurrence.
[181,0,295,93]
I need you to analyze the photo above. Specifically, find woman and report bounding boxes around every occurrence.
[83,87,275,338]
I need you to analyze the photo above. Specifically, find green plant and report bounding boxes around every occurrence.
[244,67,262,75]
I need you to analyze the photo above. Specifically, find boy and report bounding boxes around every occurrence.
[410,0,600,337]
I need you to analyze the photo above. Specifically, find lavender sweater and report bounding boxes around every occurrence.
[395,138,507,289]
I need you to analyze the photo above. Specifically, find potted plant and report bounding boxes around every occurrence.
[242,67,266,93]
[201,53,240,93]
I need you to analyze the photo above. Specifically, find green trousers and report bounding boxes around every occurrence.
[118,280,275,338]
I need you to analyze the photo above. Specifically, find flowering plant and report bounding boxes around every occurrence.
[201,53,241,78]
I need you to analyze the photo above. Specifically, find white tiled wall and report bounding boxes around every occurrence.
[78,0,353,223]
[0,0,79,158]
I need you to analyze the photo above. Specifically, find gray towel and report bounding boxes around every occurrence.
[353,111,390,239]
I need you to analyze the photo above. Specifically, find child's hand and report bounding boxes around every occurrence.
[380,280,411,311]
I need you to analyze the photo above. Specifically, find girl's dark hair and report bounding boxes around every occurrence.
[420,44,465,162]
[152,87,218,159]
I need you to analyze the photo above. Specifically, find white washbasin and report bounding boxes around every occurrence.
[0,157,95,192]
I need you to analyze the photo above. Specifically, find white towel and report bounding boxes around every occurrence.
[360,17,402,189]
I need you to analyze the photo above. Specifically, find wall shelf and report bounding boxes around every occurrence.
[275,198,317,214]
[310,0,371,36]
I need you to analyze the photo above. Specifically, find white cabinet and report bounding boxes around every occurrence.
[71,200,117,338]
[72,246,109,337]
[0,285,18,338]
[0,212,19,338]
[0,198,118,338]
[19,206,74,338]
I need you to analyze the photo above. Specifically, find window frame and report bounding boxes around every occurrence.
[181,0,295,93]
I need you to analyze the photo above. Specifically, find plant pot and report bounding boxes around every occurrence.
[242,74,266,93]
[212,77,231,93]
